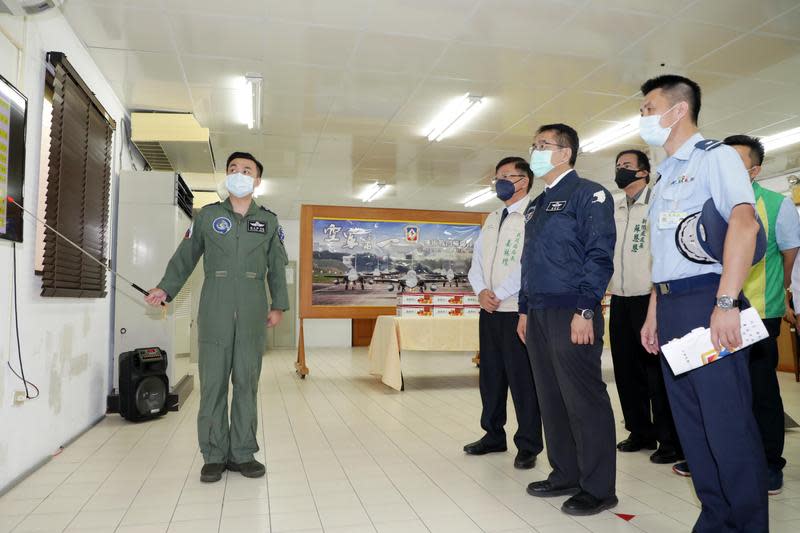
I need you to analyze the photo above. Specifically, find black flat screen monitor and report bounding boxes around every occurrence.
[0,73,27,243]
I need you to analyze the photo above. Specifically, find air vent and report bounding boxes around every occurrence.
[135,141,173,171]
[131,112,215,173]
[175,174,194,219]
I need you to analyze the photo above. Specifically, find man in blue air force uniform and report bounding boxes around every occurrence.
[639,75,767,532]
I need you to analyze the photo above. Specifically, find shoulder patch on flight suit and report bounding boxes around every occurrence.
[184,222,193,239]
[278,225,285,244]
[695,139,723,151]
[592,190,607,204]
[212,216,232,235]
[247,220,266,234]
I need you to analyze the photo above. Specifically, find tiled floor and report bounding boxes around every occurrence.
[1,347,799,533]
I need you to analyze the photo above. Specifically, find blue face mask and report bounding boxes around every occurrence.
[529,149,556,178]
[495,177,522,201]
[226,172,255,198]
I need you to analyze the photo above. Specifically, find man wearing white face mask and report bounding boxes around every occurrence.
[517,124,617,516]
[145,152,289,483]
[639,75,767,532]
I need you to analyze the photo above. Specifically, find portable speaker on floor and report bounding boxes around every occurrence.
[118,347,169,422]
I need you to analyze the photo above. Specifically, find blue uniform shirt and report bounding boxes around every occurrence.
[649,133,756,283]
[776,197,800,251]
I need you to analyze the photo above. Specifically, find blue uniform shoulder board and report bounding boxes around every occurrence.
[695,139,723,151]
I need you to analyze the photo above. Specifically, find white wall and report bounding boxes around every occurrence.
[276,219,352,348]
[0,11,129,491]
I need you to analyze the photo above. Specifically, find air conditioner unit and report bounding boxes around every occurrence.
[131,112,216,173]
[0,0,59,16]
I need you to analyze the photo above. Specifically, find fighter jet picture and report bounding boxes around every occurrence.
[373,269,447,293]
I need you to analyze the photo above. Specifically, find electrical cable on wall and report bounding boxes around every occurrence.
[8,242,40,400]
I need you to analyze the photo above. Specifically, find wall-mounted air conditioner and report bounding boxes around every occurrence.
[0,0,60,16]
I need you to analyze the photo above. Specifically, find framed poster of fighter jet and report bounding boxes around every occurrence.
[296,204,486,376]
[301,204,484,317]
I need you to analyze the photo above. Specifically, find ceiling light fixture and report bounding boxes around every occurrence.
[424,93,484,142]
[243,73,263,130]
[361,182,387,203]
[761,126,800,153]
[463,187,494,208]
[580,116,640,153]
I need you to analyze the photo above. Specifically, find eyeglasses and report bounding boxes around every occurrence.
[529,141,566,155]
[492,174,526,184]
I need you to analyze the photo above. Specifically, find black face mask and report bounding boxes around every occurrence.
[615,168,645,189]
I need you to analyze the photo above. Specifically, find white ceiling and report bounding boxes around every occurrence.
[62,0,800,218]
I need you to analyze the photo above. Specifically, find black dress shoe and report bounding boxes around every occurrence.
[561,490,618,516]
[226,460,266,478]
[649,446,683,464]
[200,463,226,483]
[463,438,507,455]
[514,450,537,469]
[526,480,580,497]
[616,436,657,452]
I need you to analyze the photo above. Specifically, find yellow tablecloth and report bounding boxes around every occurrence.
[367,315,479,390]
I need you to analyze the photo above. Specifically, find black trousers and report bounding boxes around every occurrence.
[750,317,786,471]
[479,310,543,454]
[525,307,616,499]
[609,295,681,451]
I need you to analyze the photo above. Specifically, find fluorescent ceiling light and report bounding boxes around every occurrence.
[361,182,387,203]
[762,127,800,153]
[580,116,640,153]
[424,93,484,142]
[463,187,494,208]
[240,73,263,130]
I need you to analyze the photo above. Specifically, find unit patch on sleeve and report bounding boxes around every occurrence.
[247,220,266,234]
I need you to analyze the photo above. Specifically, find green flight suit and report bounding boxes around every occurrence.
[157,198,289,464]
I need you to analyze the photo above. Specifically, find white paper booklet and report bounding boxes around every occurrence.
[661,307,769,375]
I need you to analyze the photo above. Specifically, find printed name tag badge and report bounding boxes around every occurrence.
[546,200,567,212]
[247,220,266,234]
[658,211,688,230]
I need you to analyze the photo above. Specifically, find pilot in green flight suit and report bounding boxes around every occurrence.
[145,152,289,483]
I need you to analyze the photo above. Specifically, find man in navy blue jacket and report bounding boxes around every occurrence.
[517,123,618,516]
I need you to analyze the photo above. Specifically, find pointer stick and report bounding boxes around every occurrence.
[5,196,165,306]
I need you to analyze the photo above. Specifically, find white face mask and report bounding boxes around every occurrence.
[225,172,255,198]
[639,103,681,147]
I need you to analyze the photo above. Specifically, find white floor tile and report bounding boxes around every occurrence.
[0,349,798,533]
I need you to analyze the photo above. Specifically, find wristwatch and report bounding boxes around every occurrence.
[576,308,595,320]
[715,295,740,310]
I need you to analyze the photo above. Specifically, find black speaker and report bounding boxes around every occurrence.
[119,347,169,422]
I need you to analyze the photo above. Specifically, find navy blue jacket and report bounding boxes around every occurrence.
[519,170,616,313]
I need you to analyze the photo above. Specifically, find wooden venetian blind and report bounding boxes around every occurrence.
[41,52,116,298]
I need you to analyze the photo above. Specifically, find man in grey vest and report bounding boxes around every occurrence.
[464,157,543,470]
[608,149,682,464]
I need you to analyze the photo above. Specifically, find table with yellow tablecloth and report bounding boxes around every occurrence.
[367,315,480,390]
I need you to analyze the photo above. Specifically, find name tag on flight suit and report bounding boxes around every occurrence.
[247,220,266,234]
[546,200,567,212]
